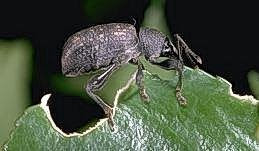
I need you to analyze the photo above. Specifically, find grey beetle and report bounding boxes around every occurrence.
[61,23,202,130]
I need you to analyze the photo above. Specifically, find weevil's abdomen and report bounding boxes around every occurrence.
[62,23,140,76]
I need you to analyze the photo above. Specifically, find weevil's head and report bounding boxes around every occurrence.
[61,33,91,77]
[139,27,176,61]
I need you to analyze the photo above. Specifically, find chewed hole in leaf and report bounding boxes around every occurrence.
[4,68,259,150]
[47,93,105,134]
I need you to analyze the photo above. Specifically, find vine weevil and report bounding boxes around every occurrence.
[61,23,202,131]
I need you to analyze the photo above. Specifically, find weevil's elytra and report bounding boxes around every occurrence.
[62,23,139,76]
[61,23,202,131]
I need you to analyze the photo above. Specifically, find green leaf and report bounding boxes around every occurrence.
[83,0,126,21]
[0,40,32,146]
[248,70,259,99]
[3,67,259,150]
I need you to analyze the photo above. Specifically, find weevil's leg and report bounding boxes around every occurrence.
[174,34,202,66]
[151,59,187,106]
[136,60,149,102]
[174,36,196,66]
[86,64,119,131]
[175,35,184,63]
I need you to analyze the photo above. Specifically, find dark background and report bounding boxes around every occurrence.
[1,0,258,133]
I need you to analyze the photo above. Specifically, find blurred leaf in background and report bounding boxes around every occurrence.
[248,70,259,99]
[51,74,91,98]
[247,70,259,141]
[142,0,170,36]
[0,40,32,146]
[83,0,125,22]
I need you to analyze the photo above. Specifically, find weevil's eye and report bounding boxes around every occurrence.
[164,43,170,50]
[162,37,171,52]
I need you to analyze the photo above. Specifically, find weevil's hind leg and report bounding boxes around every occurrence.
[151,59,187,106]
[86,64,119,131]
[136,60,149,102]
[174,34,202,67]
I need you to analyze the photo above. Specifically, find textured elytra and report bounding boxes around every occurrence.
[62,23,140,76]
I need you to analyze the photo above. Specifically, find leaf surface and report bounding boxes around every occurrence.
[3,67,259,150]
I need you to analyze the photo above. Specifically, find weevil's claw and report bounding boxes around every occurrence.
[179,99,187,106]
[140,89,150,103]
[176,90,187,106]
[194,65,199,69]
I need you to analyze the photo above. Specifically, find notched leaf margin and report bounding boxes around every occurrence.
[195,67,259,105]
[10,67,258,139]
[216,76,259,105]
[39,71,137,137]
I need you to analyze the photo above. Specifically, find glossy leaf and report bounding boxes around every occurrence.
[3,68,259,150]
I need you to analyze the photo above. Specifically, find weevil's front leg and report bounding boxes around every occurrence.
[151,59,187,106]
[174,34,202,67]
[86,64,119,131]
[136,60,149,102]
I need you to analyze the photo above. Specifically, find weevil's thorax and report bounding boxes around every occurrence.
[139,27,167,61]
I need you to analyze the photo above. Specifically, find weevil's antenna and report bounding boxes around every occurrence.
[131,17,137,26]
[130,16,140,33]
